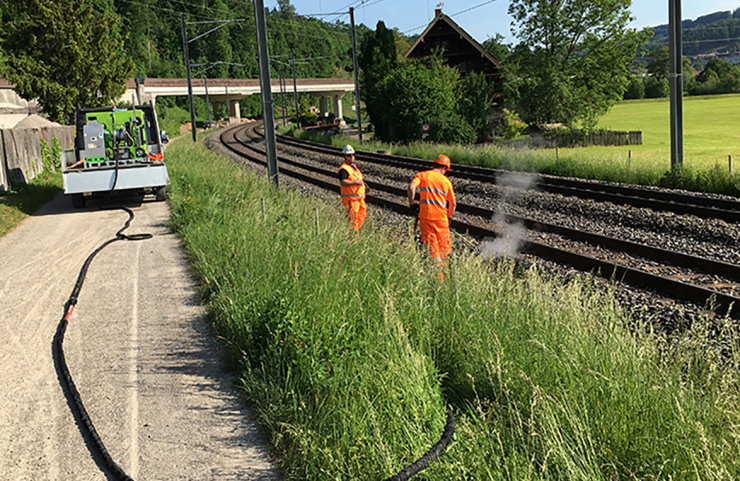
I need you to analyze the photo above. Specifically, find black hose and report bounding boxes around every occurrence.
[384,409,455,481]
[53,207,152,481]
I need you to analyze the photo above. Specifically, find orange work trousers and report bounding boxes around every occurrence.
[419,217,451,262]
[342,198,366,232]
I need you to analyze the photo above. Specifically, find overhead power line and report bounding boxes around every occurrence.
[403,0,499,35]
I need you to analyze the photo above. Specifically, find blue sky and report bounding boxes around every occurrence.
[275,0,740,44]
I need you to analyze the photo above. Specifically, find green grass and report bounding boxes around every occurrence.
[0,171,62,238]
[597,93,740,170]
[166,137,740,480]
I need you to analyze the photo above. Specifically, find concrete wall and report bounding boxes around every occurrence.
[0,126,74,192]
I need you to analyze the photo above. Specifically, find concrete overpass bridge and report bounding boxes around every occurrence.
[124,77,356,123]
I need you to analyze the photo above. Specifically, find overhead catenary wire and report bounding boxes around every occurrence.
[403,0,500,35]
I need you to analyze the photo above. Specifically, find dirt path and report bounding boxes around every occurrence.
[0,193,281,480]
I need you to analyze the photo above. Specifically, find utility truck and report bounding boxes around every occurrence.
[61,104,169,208]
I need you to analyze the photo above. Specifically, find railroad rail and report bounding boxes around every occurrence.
[274,131,740,223]
[217,122,740,317]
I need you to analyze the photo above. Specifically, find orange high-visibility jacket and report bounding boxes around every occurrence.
[412,170,455,220]
[338,163,366,200]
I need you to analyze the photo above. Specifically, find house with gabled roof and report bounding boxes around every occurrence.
[405,3,503,79]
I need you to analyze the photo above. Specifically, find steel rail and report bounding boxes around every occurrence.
[235,125,740,282]
[270,130,740,222]
[221,123,740,316]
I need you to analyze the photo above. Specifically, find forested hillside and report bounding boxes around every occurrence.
[112,0,360,79]
[645,9,740,56]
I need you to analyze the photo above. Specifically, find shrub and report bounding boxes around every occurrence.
[51,137,62,170]
[496,108,528,140]
[663,163,740,196]
[428,112,477,145]
[40,139,53,173]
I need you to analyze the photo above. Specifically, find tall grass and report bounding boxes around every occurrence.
[166,138,740,480]
[0,171,62,238]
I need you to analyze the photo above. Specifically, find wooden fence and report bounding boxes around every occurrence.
[0,126,74,192]
[537,131,643,149]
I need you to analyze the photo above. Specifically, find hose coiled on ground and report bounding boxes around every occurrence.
[53,206,151,481]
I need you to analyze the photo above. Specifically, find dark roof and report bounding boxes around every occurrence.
[405,8,502,76]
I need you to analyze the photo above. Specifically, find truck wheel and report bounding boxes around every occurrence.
[155,186,167,201]
[71,194,85,209]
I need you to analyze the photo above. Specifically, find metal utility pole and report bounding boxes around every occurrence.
[350,7,363,142]
[254,0,279,184]
[204,75,211,125]
[182,13,197,142]
[276,64,287,127]
[669,0,683,169]
[291,52,300,128]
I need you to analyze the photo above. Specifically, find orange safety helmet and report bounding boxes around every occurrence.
[434,154,451,169]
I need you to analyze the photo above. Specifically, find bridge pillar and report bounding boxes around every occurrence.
[333,95,344,122]
[319,97,329,120]
[229,99,241,124]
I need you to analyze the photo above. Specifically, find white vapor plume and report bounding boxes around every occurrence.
[481,213,527,259]
[479,172,537,259]
[496,172,537,190]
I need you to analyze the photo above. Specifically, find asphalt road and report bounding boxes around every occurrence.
[0,193,281,480]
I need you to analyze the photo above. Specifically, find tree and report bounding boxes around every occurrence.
[623,76,645,100]
[457,73,498,141]
[496,108,528,140]
[644,76,669,98]
[358,21,398,140]
[506,0,650,129]
[482,34,511,64]
[0,0,132,123]
[392,27,412,62]
[374,55,475,144]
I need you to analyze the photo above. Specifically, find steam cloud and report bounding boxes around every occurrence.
[480,172,537,259]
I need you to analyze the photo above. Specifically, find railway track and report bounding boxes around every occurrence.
[274,132,740,223]
[217,122,740,317]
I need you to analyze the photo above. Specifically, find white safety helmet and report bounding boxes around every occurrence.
[342,145,355,155]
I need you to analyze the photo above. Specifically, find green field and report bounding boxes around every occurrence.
[596,93,740,171]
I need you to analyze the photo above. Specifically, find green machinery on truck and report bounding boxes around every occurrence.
[61,104,169,209]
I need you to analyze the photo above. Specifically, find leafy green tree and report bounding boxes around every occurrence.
[375,55,474,144]
[644,76,669,98]
[646,46,670,79]
[647,46,696,94]
[457,73,497,141]
[506,0,650,129]
[623,76,645,100]
[392,27,412,61]
[358,21,398,140]
[0,0,132,123]
[481,34,511,64]
[700,57,735,82]
[690,58,740,95]
[497,108,528,140]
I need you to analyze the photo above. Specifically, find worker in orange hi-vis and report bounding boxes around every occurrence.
[337,145,367,240]
[407,154,457,279]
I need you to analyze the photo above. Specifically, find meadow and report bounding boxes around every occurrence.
[165,137,740,480]
[596,93,740,171]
